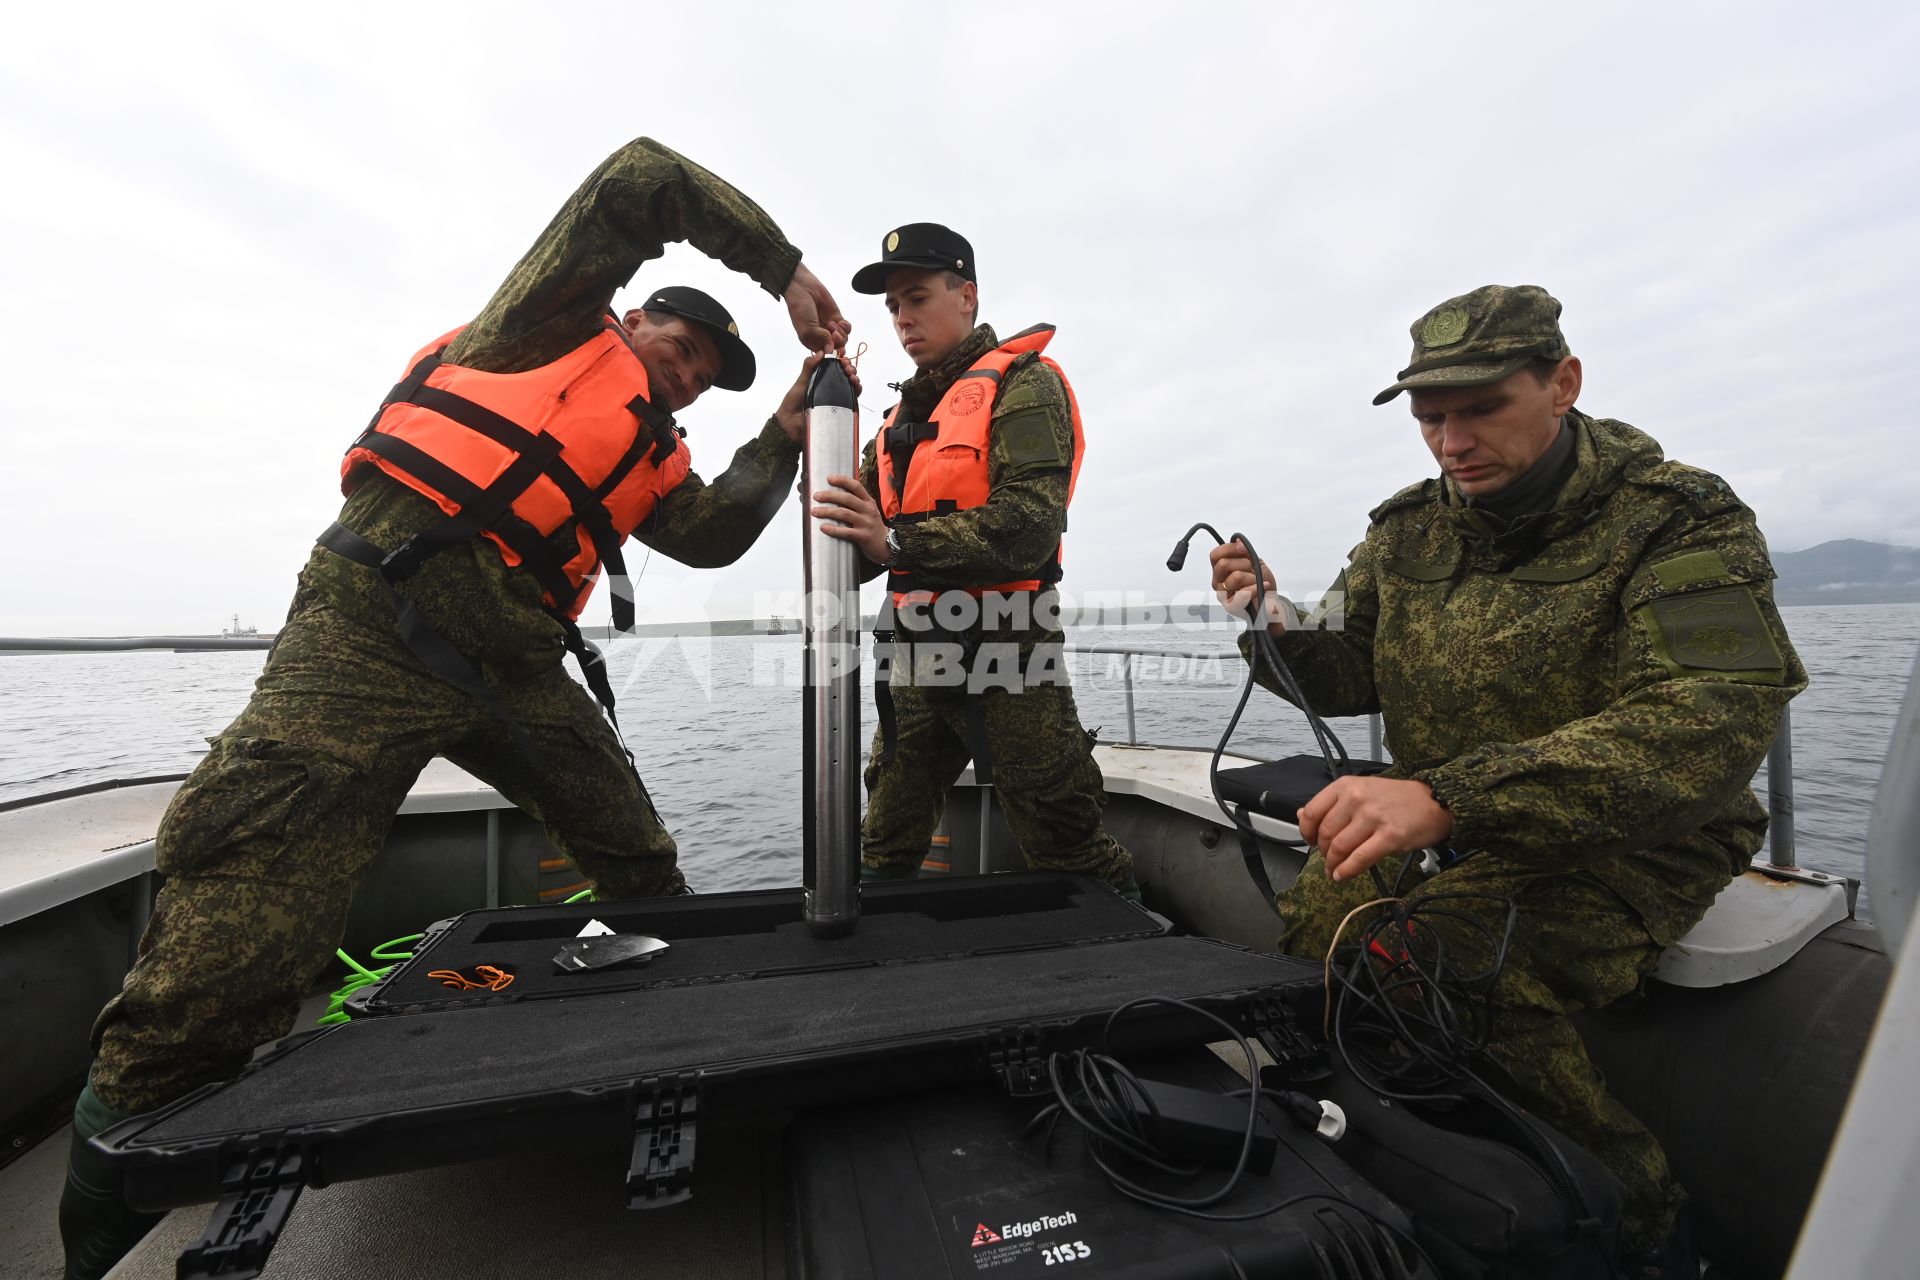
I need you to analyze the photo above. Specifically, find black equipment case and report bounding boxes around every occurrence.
[92,874,1326,1279]
[787,1045,1436,1280]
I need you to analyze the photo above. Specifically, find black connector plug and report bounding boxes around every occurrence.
[1166,521,1224,573]
[1127,1077,1277,1174]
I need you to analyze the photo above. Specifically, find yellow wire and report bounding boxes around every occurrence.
[1323,896,1400,1039]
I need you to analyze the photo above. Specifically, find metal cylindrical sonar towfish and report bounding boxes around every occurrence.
[801,357,861,938]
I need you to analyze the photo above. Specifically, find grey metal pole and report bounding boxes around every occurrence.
[485,810,501,908]
[1368,713,1383,763]
[802,359,862,938]
[978,788,993,874]
[1124,653,1138,745]
[1768,706,1796,869]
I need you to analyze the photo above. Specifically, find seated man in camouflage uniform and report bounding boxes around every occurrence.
[808,223,1136,893]
[62,137,849,1280]
[1209,285,1805,1274]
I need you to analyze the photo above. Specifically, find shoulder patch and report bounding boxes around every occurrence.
[1643,586,1784,674]
[995,406,1068,473]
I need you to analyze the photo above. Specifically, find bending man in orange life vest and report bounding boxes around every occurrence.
[63,136,852,1280]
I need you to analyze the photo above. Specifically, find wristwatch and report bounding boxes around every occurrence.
[882,526,901,567]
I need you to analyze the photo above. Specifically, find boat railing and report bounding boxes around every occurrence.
[2,633,1803,870]
[1068,641,1800,870]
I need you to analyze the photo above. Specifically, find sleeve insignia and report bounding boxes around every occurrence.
[1649,587,1784,672]
[995,407,1068,472]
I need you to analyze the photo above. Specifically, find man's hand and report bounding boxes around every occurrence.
[811,475,889,563]
[1297,777,1453,883]
[1209,542,1288,633]
[773,352,864,444]
[786,261,851,353]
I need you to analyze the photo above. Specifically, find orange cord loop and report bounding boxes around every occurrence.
[428,964,517,992]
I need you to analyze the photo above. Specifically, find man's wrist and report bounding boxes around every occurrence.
[761,244,805,299]
[760,417,800,451]
[880,525,901,567]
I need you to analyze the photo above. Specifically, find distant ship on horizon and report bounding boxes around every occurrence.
[767,614,789,635]
[221,613,259,638]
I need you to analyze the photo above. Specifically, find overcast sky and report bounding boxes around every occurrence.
[2,2,1914,636]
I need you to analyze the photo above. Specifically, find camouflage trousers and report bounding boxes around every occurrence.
[1277,851,1704,1255]
[861,675,1133,887]
[89,595,680,1115]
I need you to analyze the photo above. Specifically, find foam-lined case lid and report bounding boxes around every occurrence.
[355,871,1165,1013]
[99,928,1322,1211]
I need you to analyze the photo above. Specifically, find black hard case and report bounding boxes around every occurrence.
[787,1046,1436,1280]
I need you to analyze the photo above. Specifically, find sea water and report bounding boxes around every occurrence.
[3,606,1913,911]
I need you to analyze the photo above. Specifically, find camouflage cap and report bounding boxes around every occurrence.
[1372,284,1570,406]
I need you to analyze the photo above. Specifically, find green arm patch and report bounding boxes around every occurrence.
[1651,549,1729,590]
[993,406,1070,479]
[1637,585,1786,680]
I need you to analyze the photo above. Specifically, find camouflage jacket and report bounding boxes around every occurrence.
[303,137,805,678]
[1248,411,1807,941]
[856,323,1077,647]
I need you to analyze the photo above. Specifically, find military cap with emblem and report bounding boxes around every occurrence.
[851,222,977,294]
[1372,284,1571,406]
[639,285,756,392]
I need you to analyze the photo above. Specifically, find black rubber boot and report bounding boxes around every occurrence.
[59,1083,164,1280]
[859,862,920,882]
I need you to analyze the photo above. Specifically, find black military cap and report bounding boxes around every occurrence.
[851,223,977,294]
[639,285,756,392]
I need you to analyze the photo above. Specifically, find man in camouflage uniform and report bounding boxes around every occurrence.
[1210,285,1805,1272]
[62,137,850,1279]
[809,224,1135,892]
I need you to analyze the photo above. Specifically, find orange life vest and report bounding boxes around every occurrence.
[341,320,691,625]
[874,325,1084,603]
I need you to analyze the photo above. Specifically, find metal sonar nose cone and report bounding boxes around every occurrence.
[802,358,862,939]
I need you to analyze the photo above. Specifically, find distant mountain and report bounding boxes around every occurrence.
[1772,539,1920,606]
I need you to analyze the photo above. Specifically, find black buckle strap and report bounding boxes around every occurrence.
[1229,803,1281,915]
[625,394,682,466]
[1037,545,1064,586]
[872,597,899,765]
[362,348,446,434]
[553,611,658,814]
[883,419,939,501]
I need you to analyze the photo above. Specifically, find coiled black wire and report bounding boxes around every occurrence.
[1325,887,1600,1230]
[1023,996,1435,1277]
[1327,890,1519,1099]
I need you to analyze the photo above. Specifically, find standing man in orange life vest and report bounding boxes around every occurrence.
[810,223,1137,894]
[62,136,850,1280]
